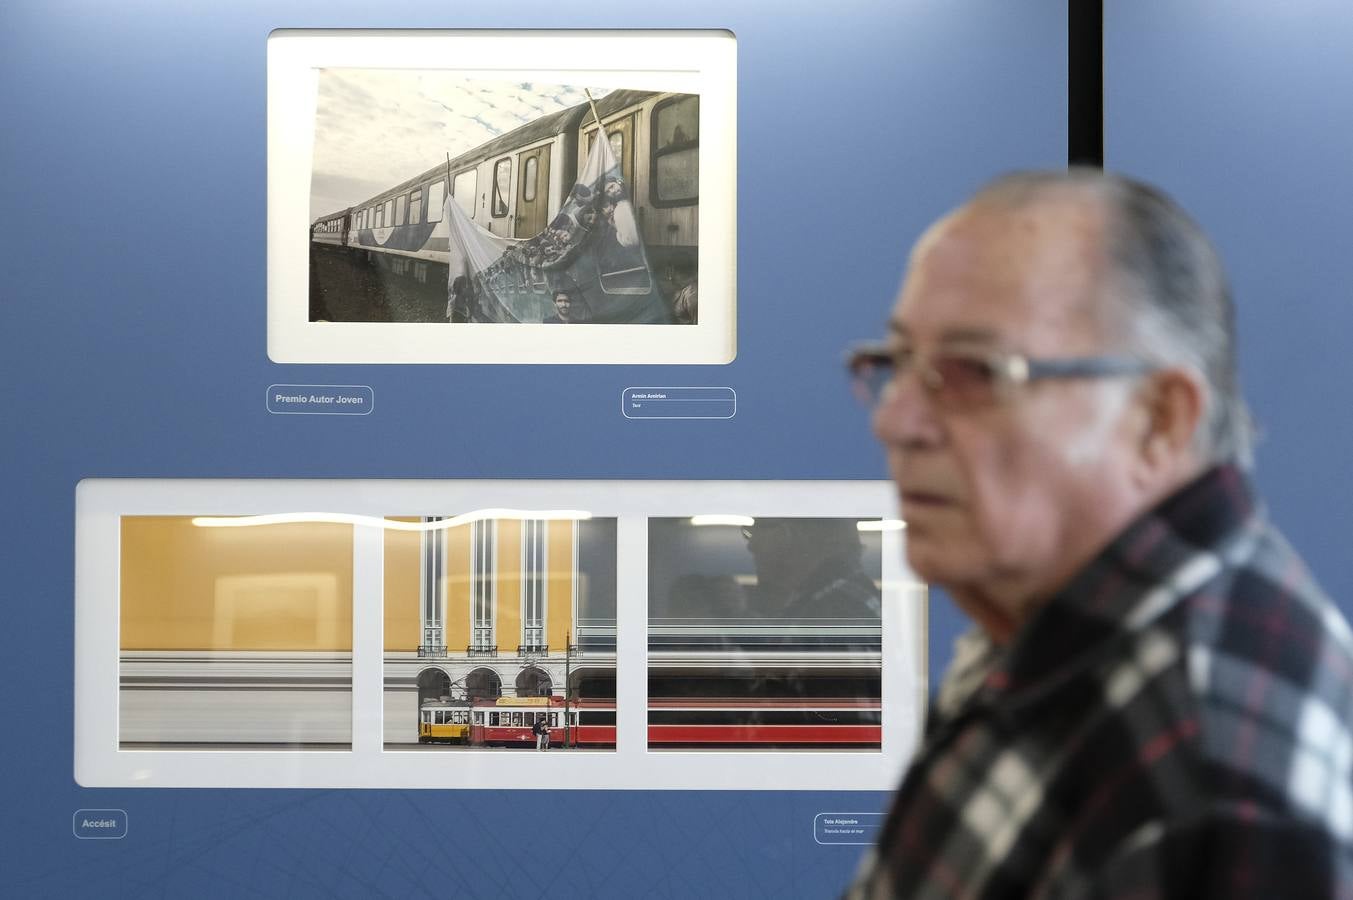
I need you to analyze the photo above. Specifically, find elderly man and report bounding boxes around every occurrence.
[844,170,1353,897]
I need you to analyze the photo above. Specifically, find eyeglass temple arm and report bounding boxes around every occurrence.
[1025,356,1154,381]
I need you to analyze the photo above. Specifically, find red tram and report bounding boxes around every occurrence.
[468,696,615,748]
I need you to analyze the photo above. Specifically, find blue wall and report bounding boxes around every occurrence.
[0,2,1068,896]
[1107,1,1353,620]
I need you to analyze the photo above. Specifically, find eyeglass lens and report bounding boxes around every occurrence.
[851,350,1002,408]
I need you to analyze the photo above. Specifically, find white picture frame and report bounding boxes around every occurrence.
[75,478,926,790]
[268,29,737,364]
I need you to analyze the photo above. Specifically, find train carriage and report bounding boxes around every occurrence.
[312,89,699,304]
[646,697,882,750]
[310,208,351,247]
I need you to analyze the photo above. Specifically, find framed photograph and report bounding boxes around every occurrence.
[117,516,354,749]
[649,516,884,752]
[383,514,617,752]
[268,30,737,364]
[75,479,924,790]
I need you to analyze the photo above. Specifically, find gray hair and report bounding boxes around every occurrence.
[973,168,1254,467]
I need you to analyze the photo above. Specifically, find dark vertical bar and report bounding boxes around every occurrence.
[1068,0,1104,166]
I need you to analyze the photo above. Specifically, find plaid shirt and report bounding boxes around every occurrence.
[846,465,1353,898]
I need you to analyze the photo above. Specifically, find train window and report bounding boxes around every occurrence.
[408,189,422,225]
[523,156,538,202]
[550,713,558,728]
[492,158,510,217]
[395,195,407,226]
[489,712,500,727]
[383,199,394,227]
[652,95,700,205]
[427,181,446,223]
[452,170,476,218]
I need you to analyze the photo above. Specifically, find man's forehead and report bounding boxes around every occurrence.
[892,196,1109,342]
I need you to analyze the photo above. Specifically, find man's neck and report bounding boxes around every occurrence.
[954,461,1210,646]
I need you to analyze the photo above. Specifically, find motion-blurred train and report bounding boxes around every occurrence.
[310,90,698,301]
[648,697,881,749]
[416,694,881,750]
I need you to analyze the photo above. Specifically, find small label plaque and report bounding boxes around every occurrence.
[266,384,373,416]
[813,812,884,845]
[73,809,128,840]
[621,386,736,420]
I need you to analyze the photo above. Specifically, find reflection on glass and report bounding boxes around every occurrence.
[384,515,617,751]
[648,517,883,751]
[118,516,354,749]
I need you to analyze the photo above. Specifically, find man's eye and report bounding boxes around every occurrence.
[934,356,998,389]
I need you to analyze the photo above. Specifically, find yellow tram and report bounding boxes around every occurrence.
[418,699,472,744]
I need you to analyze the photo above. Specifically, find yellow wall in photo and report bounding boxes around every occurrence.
[120,516,353,651]
[380,518,581,654]
[548,520,575,650]
[496,520,522,652]
[383,518,421,652]
[444,523,472,651]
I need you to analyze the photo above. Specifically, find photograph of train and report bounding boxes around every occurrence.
[648,517,885,751]
[118,516,354,749]
[383,513,617,750]
[309,70,699,327]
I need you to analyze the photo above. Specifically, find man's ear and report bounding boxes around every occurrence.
[1136,367,1206,475]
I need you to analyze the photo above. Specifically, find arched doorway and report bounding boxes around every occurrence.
[516,666,552,698]
[417,668,452,706]
[465,667,503,702]
[569,667,615,702]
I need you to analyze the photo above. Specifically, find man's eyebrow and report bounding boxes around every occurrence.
[938,328,999,345]
[885,322,1000,345]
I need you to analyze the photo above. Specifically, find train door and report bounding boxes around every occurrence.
[585,114,635,186]
[514,145,551,239]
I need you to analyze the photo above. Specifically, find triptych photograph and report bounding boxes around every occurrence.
[114,512,888,755]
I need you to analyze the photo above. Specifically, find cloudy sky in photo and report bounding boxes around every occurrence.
[310,70,611,221]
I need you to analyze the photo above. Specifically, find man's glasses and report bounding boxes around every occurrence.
[845,343,1155,410]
